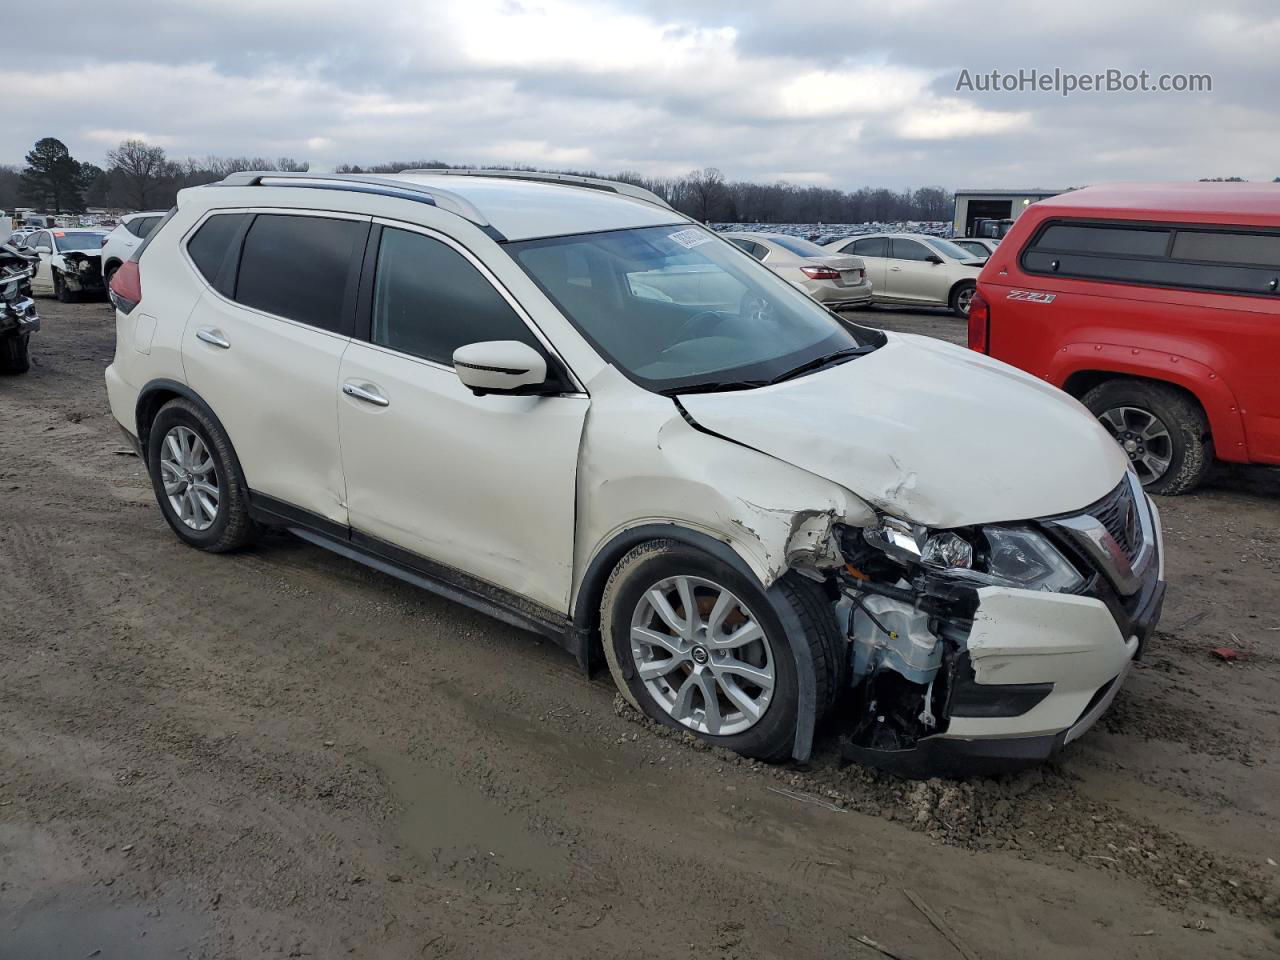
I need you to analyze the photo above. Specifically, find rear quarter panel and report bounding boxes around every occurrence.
[978,211,1279,464]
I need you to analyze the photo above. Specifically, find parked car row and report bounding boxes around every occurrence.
[8,211,165,302]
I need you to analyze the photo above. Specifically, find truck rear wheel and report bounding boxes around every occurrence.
[1082,379,1212,495]
[0,333,30,374]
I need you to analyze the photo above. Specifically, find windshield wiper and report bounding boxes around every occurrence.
[766,345,876,385]
[662,378,771,397]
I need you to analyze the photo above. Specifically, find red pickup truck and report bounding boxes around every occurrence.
[970,182,1280,494]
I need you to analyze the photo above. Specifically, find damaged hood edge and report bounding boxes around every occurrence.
[677,333,1130,529]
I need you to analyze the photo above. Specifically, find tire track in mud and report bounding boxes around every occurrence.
[611,697,1280,924]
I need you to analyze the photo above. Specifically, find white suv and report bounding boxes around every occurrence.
[105,170,1166,771]
[100,210,168,289]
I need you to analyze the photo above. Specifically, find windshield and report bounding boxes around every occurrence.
[508,225,882,394]
[54,232,105,252]
[924,237,980,261]
[765,235,831,258]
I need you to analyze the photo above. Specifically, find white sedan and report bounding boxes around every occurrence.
[20,228,110,301]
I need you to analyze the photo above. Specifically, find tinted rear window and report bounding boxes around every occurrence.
[235,214,365,333]
[767,235,829,257]
[851,237,888,257]
[1023,219,1280,298]
[187,213,249,283]
[127,215,163,239]
[1171,231,1280,266]
[1034,224,1170,257]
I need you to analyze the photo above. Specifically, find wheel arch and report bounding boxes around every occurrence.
[135,379,243,474]
[1050,350,1250,464]
[570,522,821,762]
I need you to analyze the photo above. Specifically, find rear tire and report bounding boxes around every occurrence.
[0,333,30,374]
[600,539,838,762]
[146,398,257,552]
[950,281,975,318]
[1082,379,1212,495]
[103,262,119,292]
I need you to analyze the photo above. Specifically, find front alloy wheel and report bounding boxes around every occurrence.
[630,575,774,736]
[159,425,220,530]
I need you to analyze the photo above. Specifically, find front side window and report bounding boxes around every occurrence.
[509,224,881,394]
[235,214,364,333]
[371,227,543,365]
[891,238,934,261]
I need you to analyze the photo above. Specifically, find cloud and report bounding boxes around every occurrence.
[4,1,1277,189]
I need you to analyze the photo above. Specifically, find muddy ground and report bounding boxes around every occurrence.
[1,299,1277,959]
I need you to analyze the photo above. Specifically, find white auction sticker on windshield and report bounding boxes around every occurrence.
[668,228,713,249]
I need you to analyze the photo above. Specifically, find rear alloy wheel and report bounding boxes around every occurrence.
[950,281,975,318]
[147,398,257,551]
[1083,379,1212,495]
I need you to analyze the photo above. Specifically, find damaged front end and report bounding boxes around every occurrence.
[62,252,106,293]
[829,471,1165,777]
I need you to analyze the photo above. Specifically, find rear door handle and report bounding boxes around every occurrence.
[342,381,390,407]
[196,326,230,349]
[889,266,902,272]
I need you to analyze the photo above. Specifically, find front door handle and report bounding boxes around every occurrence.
[889,266,902,272]
[342,381,390,407]
[196,326,230,349]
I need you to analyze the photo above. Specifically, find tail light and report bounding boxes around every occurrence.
[967,290,990,354]
[109,260,142,315]
[801,265,841,280]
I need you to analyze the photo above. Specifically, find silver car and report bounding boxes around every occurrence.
[953,237,1000,259]
[824,233,985,318]
[721,232,872,310]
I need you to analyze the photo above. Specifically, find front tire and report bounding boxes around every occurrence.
[1082,379,1212,495]
[54,271,76,303]
[0,333,30,374]
[601,539,839,762]
[950,281,975,318]
[146,398,257,552]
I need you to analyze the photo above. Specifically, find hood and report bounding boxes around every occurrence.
[677,334,1129,528]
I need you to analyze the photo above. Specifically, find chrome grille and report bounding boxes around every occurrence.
[1082,478,1143,563]
[1043,472,1154,598]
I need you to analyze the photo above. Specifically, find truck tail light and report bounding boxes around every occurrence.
[968,290,990,354]
[109,260,142,315]
[801,265,841,280]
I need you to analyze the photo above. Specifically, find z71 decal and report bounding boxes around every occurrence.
[1007,289,1057,304]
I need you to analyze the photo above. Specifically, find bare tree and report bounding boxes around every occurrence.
[106,139,174,209]
[684,167,727,222]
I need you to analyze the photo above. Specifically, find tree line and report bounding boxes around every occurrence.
[2,136,959,224]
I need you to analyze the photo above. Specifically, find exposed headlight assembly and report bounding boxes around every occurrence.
[863,517,1083,593]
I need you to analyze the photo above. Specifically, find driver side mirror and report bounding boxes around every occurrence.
[453,340,549,397]
[925,254,943,264]
[34,245,51,255]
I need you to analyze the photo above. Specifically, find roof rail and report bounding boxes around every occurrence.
[213,171,494,230]
[400,168,673,210]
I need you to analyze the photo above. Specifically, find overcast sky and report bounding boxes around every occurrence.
[8,1,1278,190]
